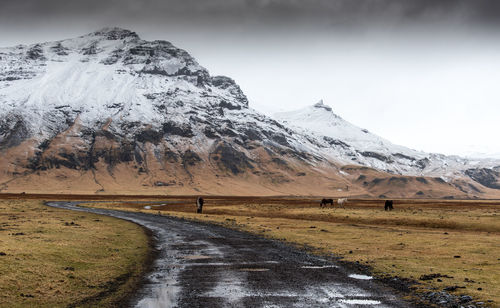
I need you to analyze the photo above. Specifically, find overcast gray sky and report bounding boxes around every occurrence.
[1,0,500,157]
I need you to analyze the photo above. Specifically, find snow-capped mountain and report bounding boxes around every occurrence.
[274,101,500,190]
[275,100,434,174]
[0,27,339,195]
[0,27,249,141]
[0,28,498,197]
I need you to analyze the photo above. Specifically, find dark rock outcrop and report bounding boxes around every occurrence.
[0,116,30,149]
[465,168,500,189]
[360,151,393,163]
[211,142,254,175]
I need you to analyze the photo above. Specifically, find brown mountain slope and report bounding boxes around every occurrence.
[1,133,496,198]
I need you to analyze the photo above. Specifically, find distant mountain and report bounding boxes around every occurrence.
[462,151,500,160]
[0,28,498,197]
[274,100,500,194]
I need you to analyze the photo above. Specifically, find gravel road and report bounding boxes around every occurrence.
[47,202,414,308]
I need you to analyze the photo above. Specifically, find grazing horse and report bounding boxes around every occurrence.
[337,198,348,208]
[384,200,394,211]
[320,198,334,207]
[196,197,204,213]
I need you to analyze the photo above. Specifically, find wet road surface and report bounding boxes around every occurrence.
[47,202,413,308]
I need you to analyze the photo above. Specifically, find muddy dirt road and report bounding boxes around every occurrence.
[47,202,413,308]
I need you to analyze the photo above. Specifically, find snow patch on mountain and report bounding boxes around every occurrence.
[0,27,250,142]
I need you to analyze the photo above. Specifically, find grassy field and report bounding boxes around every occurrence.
[0,199,151,307]
[84,197,500,307]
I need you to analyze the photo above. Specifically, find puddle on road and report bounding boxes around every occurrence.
[348,274,373,280]
[239,268,270,272]
[144,205,166,209]
[301,265,338,269]
[340,299,381,305]
[182,255,212,260]
[183,262,228,266]
[134,226,182,308]
[170,261,280,268]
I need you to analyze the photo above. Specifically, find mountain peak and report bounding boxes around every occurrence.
[314,99,324,106]
[313,99,332,112]
[88,27,140,40]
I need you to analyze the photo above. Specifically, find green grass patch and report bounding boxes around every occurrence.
[0,200,151,307]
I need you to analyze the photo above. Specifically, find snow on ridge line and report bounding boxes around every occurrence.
[273,100,500,176]
[0,28,250,137]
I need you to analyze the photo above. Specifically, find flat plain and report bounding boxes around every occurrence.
[83,196,500,306]
[0,194,498,307]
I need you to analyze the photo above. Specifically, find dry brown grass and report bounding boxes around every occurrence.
[85,197,500,306]
[0,199,150,307]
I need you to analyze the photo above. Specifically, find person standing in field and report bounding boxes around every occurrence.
[196,197,204,213]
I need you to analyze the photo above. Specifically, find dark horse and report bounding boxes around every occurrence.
[196,197,204,213]
[384,200,394,211]
[320,198,334,207]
